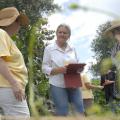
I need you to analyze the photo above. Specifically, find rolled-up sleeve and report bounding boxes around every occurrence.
[42,46,52,75]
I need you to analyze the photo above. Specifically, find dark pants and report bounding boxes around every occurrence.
[104,84,115,103]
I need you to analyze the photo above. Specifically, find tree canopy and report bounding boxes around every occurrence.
[91,22,116,76]
[0,0,59,24]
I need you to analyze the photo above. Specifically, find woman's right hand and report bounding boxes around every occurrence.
[58,66,67,74]
[11,81,25,101]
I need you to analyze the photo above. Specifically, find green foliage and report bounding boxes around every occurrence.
[91,21,120,111]
[0,0,59,24]
[91,22,115,60]
[90,22,116,76]
[100,57,112,75]
[92,79,120,115]
[86,104,103,116]
[90,63,101,77]
[92,79,106,105]
[90,18,120,116]
[26,19,54,116]
[69,3,79,10]
[69,2,119,18]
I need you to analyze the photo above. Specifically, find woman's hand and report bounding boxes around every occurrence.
[51,66,67,75]
[97,85,104,89]
[58,66,67,73]
[104,80,115,85]
[11,82,25,101]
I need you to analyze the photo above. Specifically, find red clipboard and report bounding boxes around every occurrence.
[64,63,86,88]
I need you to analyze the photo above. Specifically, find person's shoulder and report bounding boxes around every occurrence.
[81,73,89,81]
[80,72,88,79]
[81,73,85,77]
[44,42,55,51]
[0,28,6,34]
[0,28,11,39]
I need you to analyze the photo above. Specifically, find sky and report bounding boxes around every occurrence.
[47,0,120,76]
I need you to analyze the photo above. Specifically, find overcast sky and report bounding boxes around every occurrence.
[47,0,120,75]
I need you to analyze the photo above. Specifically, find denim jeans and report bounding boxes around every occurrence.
[50,84,84,116]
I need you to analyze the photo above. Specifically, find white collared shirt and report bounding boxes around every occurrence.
[42,41,78,88]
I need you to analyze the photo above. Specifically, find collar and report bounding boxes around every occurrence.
[51,41,73,52]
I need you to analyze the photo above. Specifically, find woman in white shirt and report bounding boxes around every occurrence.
[42,24,84,116]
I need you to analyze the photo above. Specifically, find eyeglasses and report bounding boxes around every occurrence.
[113,27,120,32]
[112,27,120,35]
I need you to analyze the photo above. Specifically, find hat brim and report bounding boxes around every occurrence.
[0,12,29,27]
[0,15,18,26]
[104,23,120,37]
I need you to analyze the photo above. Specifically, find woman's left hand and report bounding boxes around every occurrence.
[57,66,67,74]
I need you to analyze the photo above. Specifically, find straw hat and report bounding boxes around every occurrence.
[0,7,29,27]
[104,19,120,37]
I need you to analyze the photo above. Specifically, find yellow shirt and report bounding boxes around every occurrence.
[81,73,94,99]
[0,29,28,88]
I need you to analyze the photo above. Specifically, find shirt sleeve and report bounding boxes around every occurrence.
[42,46,52,75]
[0,29,11,57]
[82,73,91,83]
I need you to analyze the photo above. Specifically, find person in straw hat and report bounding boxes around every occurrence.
[105,19,120,57]
[0,7,30,117]
[104,19,120,100]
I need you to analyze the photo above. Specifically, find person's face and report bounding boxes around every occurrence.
[56,26,70,44]
[3,20,20,36]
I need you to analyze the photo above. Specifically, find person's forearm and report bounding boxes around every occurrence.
[88,84,100,89]
[104,80,115,85]
[51,68,59,75]
[85,84,96,89]
[0,57,17,85]
[50,67,66,75]
[0,58,25,101]
[85,83,103,89]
